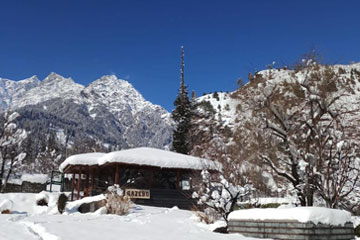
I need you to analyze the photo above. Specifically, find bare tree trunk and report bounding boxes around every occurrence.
[0,156,15,193]
[0,150,5,192]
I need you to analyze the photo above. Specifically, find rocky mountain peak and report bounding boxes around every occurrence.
[42,72,75,85]
[88,74,132,90]
[83,75,146,110]
[20,75,41,85]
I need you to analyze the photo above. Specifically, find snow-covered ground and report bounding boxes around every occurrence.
[0,193,261,240]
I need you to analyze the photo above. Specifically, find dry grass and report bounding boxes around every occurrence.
[1,209,11,214]
[105,186,133,215]
[192,207,218,224]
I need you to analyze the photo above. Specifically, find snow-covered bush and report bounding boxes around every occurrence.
[106,185,132,215]
[192,207,218,224]
[192,170,251,223]
[0,199,13,214]
[36,191,49,206]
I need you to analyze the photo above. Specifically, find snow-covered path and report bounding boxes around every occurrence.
[0,193,262,240]
[0,214,38,240]
[18,206,256,240]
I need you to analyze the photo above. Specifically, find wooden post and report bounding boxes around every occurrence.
[89,168,94,196]
[115,165,119,185]
[49,170,54,192]
[148,169,153,189]
[176,169,180,190]
[71,171,75,201]
[77,166,82,200]
[84,166,90,197]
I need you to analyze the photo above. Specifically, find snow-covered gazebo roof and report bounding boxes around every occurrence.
[59,147,217,172]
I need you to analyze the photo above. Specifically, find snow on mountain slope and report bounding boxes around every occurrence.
[12,72,84,109]
[83,75,150,115]
[80,75,173,148]
[82,75,171,123]
[197,92,238,127]
[229,62,360,130]
[0,75,40,111]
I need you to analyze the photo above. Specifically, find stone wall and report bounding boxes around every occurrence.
[3,183,22,193]
[3,181,46,193]
[228,219,355,240]
[22,181,47,193]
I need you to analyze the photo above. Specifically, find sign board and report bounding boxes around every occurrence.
[125,189,150,199]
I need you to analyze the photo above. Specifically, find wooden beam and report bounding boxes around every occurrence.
[84,166,90,197]
[114,165,119,185]
[71,172,75,201]
[77,166,82,200]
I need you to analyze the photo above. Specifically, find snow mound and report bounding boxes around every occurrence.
[35,191,50,203]
[33,191,63,215]
[228,207,352,226]
[64,194,106,214]
[59,147,217,172]
[0,199,14,212]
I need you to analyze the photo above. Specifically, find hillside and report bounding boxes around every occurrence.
[189,62,360,197]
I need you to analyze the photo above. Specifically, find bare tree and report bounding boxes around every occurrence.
[252,62,360,207]
[0,112,27,192]
[188,99,253,224]
[192,166,252,224]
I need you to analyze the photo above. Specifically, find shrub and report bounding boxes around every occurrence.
[354,225,360,237]
[196,101,216,114]
[259,203,282,208]
[1,209,11,214]
[338,67,346,74]
[213,91,219,101]
[36,198,48,206]
[57,193,68,214]
[106,185,132,215]
[237,202,282,209]
[35,192,49,206]
[192,207,219,224]
[224,104,230,111]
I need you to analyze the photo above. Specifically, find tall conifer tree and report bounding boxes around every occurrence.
[172,46,191,154]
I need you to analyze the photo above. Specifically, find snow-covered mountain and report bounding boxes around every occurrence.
[0,75,41,111]
[197,62,360,131]
[13,73,85,109]
[0,73,174,153]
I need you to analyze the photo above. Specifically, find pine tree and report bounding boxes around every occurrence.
[172,46,192,154]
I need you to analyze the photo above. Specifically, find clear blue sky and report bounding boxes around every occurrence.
[0,0,359,111]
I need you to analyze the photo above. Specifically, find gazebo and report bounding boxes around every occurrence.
[59,147,217,209]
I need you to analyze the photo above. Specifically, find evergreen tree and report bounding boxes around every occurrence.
[172,46,192,154]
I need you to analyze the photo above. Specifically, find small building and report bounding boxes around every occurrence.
[59,147,216,209]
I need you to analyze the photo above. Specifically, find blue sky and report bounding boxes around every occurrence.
[0,0,359,111]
